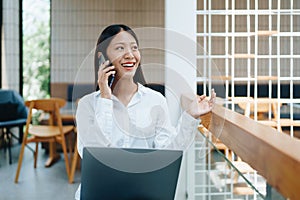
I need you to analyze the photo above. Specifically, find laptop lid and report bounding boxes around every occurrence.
[80,147,183,200]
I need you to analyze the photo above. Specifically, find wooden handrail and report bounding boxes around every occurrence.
[207,104,300,200]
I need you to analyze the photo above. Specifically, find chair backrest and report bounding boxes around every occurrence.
[25,98,66,126]
[0,89,28,121]
[0,103,18,121]
[25,98,66,112]
[67,84,94,102]
[237,97,281,117]
[144,83,165,96]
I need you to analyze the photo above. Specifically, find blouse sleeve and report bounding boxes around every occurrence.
[153,97,201,150]
[76,94,113,157]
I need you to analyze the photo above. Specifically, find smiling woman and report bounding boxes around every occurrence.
[74,24,216,199]
[94,24,146,92]
[98,29,142,103]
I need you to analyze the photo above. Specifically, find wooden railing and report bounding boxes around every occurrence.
[204,104,300,200]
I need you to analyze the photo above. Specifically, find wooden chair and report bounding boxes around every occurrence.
[14,98,74,183]
[235,97,300,134]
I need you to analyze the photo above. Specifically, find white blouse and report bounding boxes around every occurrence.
[76,83,200,158]
[74,83,201,199]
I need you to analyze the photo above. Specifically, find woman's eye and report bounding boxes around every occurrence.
[116,46,124,50]
[132,45,138,50]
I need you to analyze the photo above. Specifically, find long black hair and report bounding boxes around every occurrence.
[94,24,146,91]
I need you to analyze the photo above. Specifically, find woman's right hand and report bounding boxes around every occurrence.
[181,89,216,119]
[98,60,115,99]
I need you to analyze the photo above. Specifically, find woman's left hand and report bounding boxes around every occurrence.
[185,89,216,119]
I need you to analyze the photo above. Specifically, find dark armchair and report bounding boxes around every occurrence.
[0,89,27,164]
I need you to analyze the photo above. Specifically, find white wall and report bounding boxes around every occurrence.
[1,0,20,91]
[165,1,197,199]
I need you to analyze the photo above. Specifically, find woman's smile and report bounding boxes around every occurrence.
[121,62,136,70]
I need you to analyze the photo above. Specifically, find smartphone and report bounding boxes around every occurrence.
[99,54,115,87]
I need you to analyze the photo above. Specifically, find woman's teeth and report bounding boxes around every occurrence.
[122,63,134,67]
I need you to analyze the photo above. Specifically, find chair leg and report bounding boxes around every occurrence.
[15,141,27,183]
[34,142,39,168]
[69,140,78,183]
[18,126,24,144]
[3,128,12,164]
[7,131,12,164]
[61,136,71,179]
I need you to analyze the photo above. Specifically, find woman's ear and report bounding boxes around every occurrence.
[97,51,102,59]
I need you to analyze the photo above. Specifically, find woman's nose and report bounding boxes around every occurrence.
[124,49,134,59]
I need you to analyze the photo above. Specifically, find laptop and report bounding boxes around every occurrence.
[80,147,183,200]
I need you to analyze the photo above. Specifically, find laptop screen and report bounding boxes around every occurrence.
[80,147,183,200]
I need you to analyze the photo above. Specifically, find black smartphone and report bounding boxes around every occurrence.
[99,54,115,87]
[107,65,115,87]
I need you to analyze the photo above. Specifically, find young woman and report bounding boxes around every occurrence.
[76,24,216,157]
[75,23,216,199]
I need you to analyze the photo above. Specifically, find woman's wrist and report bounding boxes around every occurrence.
[100,92,111,99]
[185,108,199,119]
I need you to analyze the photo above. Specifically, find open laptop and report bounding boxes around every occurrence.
[80,147,183,200]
